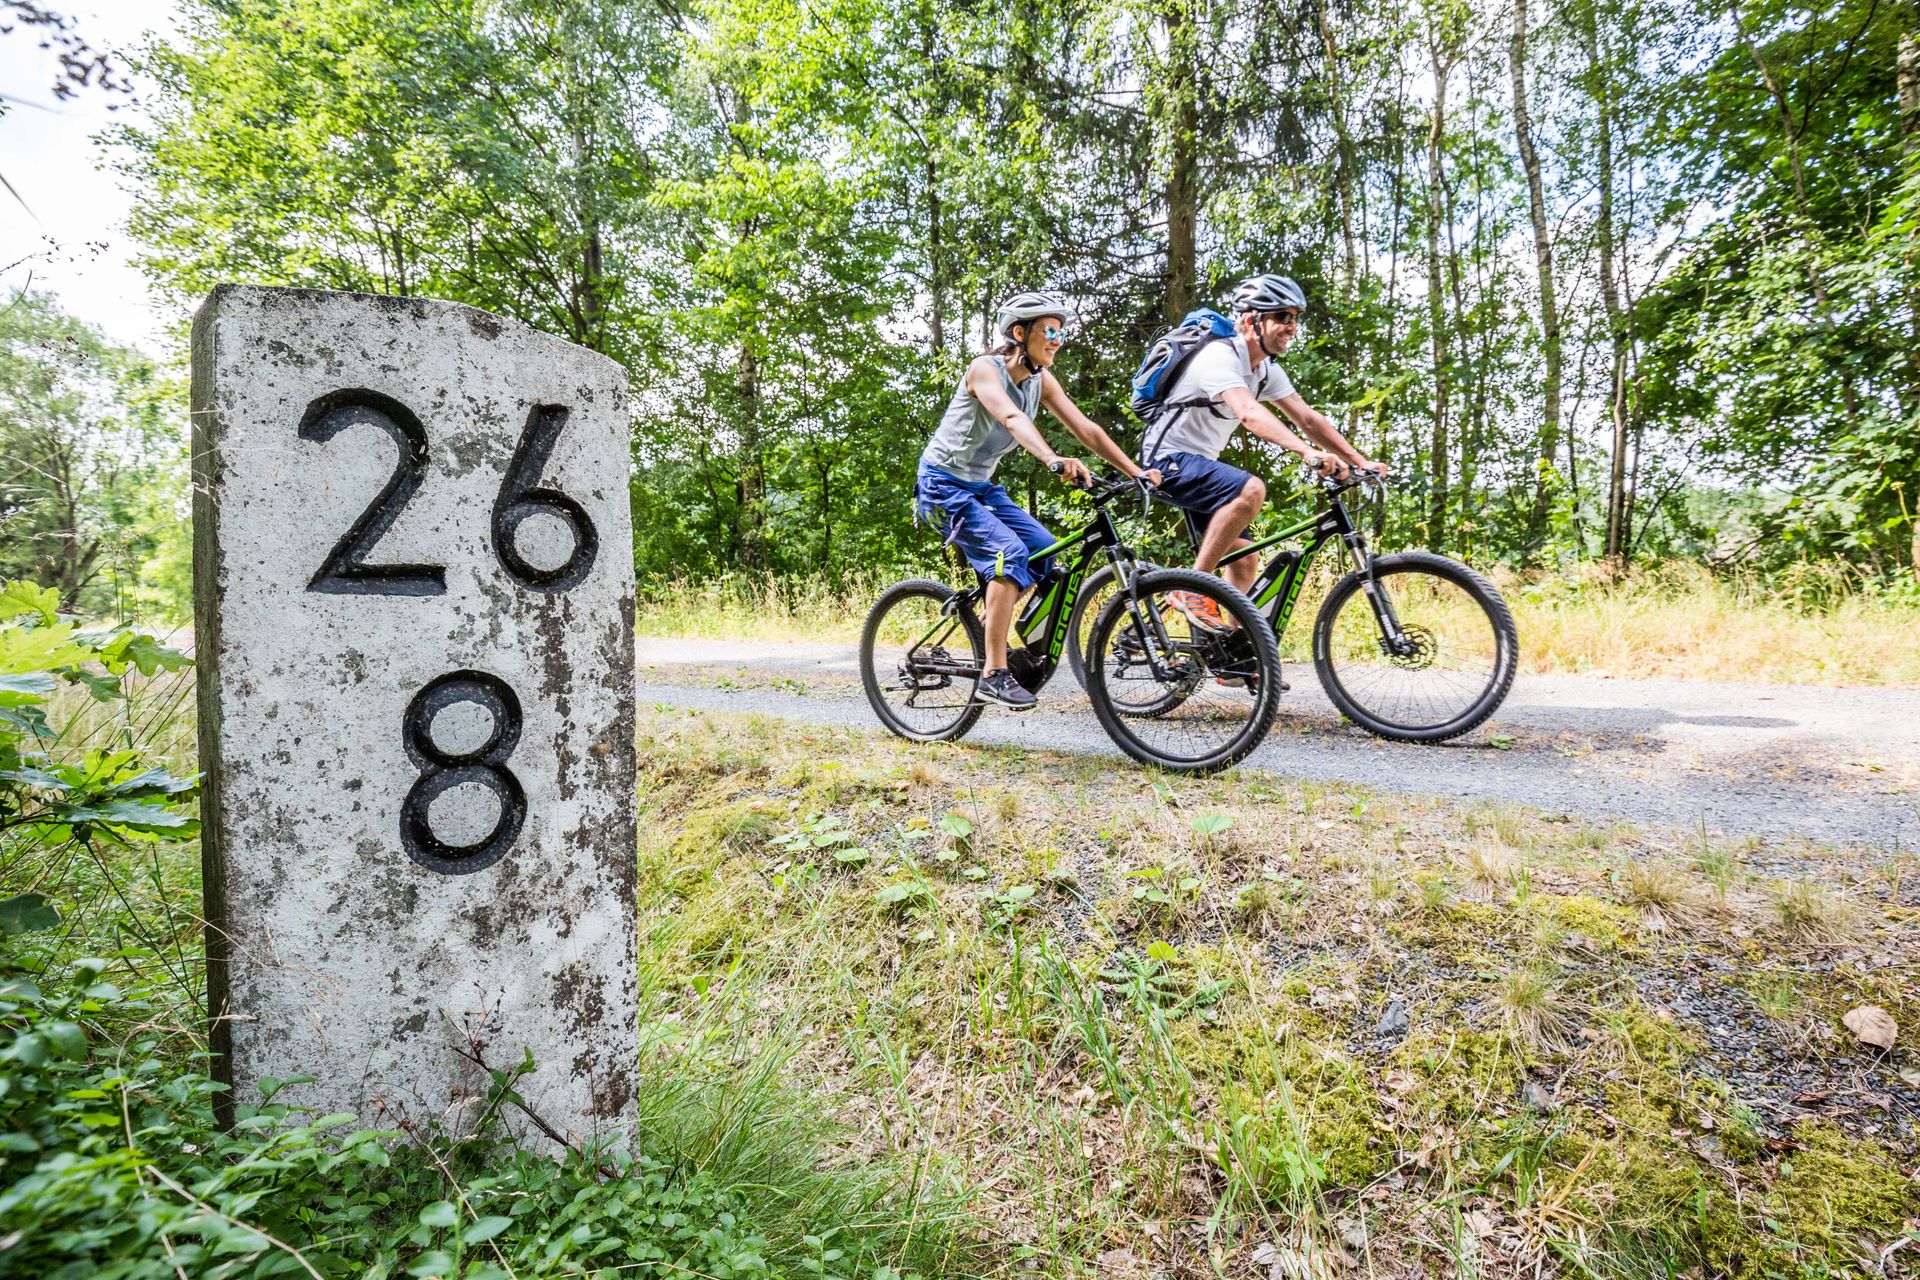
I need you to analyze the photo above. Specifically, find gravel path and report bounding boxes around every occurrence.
[635,638,1920,849]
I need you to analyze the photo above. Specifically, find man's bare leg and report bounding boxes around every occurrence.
[1194,477,1265,591]
[1217,540,1259,595]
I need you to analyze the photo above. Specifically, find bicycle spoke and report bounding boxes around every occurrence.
[1089,576,1278,770]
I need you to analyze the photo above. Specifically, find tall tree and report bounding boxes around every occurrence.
[1509,0,1563,558]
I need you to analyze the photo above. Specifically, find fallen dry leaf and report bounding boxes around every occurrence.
[1842,1004,1897,1051]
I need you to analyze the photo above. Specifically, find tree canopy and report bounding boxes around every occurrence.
[107,0,1920,585]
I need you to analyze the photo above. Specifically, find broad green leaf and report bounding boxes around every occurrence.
[0,893,60,936]
[0,581,59,625]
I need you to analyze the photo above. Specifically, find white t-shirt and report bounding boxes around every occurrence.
[1144,335,1295,462]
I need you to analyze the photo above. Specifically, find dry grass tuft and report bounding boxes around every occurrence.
[1460,839,1518,900]
[1771,880,1860,942]
[1620,861,1700,932]
[1496,965,1584,1054]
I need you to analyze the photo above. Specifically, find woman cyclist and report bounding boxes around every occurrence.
[915,290,1161,709]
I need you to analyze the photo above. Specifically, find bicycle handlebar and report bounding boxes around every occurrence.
[1071,469,1158,507]
[1305,459,1393,491]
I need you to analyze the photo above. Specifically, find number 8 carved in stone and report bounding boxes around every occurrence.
[399,671,527,875]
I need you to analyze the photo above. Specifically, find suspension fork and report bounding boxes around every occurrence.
[1340,529,1413,652]
[1106,546,1184,680]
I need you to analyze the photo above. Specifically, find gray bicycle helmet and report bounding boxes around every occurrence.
[993,290,1072,338]
[1228,273,1307,316]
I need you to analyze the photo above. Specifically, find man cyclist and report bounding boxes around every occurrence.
[1142,273,1387,625]
[915,290,1162,709]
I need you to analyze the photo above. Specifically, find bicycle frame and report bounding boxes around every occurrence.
[900,485,1186,689]
[1212,484,1418,656]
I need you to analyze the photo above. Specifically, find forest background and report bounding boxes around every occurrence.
[3,0,1919,627]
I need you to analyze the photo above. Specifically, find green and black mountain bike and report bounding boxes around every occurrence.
[860,473,1283,773]
[1066,466,1518,742]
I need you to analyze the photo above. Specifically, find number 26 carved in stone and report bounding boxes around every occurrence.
[299,388,599,596]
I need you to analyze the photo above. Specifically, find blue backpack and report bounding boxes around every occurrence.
[1129,307,1234,426]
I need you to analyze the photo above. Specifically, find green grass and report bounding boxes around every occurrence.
[8,656,1917,1277]
[633,704,1920,1277]
[2,669,984,1279]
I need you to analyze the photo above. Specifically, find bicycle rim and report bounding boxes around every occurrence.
[862,583,983,741]
[1316,559,1511,738]
[1087,571,1279,771]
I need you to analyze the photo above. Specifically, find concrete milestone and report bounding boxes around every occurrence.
[191,285,637,1143]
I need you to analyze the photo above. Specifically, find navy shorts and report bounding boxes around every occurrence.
[913,464,1056,590]
[1148,451,1258,545]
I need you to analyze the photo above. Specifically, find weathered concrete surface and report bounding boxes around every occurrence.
[191,286,636,1145]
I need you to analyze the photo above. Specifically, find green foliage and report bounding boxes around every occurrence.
[0,294,188,619]
[0,580,197,848]
[0,954,888,1279]
[86,0,1920,598]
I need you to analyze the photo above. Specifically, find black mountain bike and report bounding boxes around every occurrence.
[1066,467,1518,742]
[860,474,1283,773]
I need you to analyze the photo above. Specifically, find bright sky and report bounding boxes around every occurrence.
[1,0,185,357]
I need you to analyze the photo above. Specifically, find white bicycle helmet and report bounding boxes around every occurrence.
[1228,273,1307,316]
[994,290,1072,338]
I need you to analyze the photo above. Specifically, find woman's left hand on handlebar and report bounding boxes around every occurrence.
[1051,456,1093,487]
[1138,466,1164,488]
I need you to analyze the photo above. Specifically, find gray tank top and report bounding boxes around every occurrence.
[919,356,1043,482]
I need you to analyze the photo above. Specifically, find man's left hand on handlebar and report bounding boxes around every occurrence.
[1304,449,1350,480]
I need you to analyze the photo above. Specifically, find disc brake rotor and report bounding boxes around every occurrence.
[1384,624,1437,670]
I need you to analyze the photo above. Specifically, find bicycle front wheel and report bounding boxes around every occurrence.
[1312,552,1517,742]
[860,579,985,743]
[1084,568,1282,773]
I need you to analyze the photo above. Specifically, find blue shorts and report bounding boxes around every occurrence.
[913,464,1056,590]
[1148,451,1257,544]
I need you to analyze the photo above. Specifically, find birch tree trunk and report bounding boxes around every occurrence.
[1425,47,1453,552]
[1586,14,1631,563]
[1510,0,1563,560]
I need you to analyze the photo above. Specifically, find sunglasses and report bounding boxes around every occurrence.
[1262,311,1301,327]
[1041,324,1068,342]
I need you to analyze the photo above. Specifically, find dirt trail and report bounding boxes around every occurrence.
[635,637,1920,850]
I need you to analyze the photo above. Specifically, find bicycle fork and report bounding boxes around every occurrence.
[1107,547,1189,681]
[1341,531,1417,657]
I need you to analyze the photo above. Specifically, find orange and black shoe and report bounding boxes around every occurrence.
[1166,590,1229,632]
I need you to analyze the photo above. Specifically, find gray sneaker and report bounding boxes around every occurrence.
[975,668,1037,709]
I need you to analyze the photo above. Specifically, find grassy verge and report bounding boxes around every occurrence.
[1,667,984,1279]
[636,702,1920,1277]
[636,561,1920,686]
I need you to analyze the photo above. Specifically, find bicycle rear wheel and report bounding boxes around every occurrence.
[861,579,985,742]
[1312,552,1517,742]
[1084,568,1282,773]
